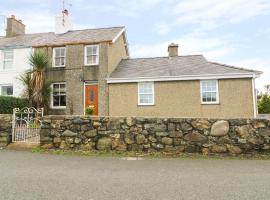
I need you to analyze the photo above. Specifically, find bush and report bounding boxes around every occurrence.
[0,96,28,114]
[85,105,95,115]
[258,95,270,114]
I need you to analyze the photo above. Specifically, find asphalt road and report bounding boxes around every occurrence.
[0,150,270,200]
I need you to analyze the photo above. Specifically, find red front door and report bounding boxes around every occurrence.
[85,85,98,115]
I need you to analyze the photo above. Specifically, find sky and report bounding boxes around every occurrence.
[0,0,269,91]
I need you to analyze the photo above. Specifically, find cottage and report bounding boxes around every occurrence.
[0,11,262,118]
[107,44,262,118]
[0,11,129,116]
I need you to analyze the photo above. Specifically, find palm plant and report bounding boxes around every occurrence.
[19,70,33,106]
[29,49,50,108]
[20,49,51,110]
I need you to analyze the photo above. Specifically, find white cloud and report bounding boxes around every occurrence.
[172,0,270,29]
[131,34,234,59]
[227,58,270,91]
[76,0,166,17]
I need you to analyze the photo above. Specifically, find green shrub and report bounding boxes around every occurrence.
[85,105,95,115]
[0,96,28,114]
[258,95,270,114]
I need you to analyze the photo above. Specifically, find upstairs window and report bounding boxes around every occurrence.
[0,85,13,96]
[138,82,155,105]
[85,45,99,65]
[200,80,219,104]
[53,47,66,67]
[3,49,14,70]
[51,83,66,108]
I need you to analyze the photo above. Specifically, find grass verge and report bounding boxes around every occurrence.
[31,147,270,160]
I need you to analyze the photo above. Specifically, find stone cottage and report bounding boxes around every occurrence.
[0,11,263,118]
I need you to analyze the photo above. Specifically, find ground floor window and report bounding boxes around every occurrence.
[200,80,219,104]
[51,83,66,108]
[138,82,155,105]
[0,85,13,96]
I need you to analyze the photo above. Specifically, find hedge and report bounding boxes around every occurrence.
[0,96,28,114]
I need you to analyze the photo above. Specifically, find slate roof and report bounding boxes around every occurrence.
[0,26,125,48]
[109,55,262,79]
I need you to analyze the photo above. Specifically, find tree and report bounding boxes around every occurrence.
[20,50,51,111]
[257,84,270,114]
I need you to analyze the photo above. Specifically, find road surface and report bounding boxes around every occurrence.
[0,150,270,200]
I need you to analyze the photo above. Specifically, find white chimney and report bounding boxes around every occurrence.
[55,9,73,34]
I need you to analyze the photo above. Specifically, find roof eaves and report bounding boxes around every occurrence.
[209,61,263,75]
[107,73,259,83]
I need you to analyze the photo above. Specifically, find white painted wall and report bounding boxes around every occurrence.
[0,47,32,97]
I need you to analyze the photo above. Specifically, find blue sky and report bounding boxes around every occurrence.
[0,0,269,90]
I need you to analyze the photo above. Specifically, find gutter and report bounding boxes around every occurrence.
[107,73,262,83]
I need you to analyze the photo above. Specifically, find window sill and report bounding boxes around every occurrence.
[84,64,99,67]
[50,107,66,110]
[138,104,155,106]
[52,66,65,68]
[201,102,220,105]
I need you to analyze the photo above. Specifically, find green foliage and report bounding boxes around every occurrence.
[258,95,270,114]
[85,105,95,115]
[20,50,51,111]
[0,96,28,114]
[29,49,50,71]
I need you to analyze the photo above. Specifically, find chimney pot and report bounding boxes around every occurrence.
[168,43,179,57]
[62,9,69,16]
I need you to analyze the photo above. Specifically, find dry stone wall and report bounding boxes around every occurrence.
[40,116,270,154]
[0,115,12,147]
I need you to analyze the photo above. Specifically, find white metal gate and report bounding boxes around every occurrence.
[12,107,44,144]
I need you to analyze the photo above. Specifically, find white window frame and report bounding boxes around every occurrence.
[50,82,66,109]
[2,49,14,70]
[0,84,13,96]
[52,47,66,67]
[84,45,99,66]
[138,82,155,106]
[200,80,219,105]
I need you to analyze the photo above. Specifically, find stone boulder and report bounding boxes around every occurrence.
[161,137,173,145]
[97,138,112,150]
[62,130,77,137]
[226,145,242,154]
[136,134,146,144]
[184,131,207,143]
[210,120,229,137]
[84,130,97,138]
[235,125,252,138]
[248,137,264,145]
[210,145,227,153]
[169,131,183,138]
[191,119,211,130]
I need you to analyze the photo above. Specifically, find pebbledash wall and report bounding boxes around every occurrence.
[39,116,270,154]
[0,115,12,147]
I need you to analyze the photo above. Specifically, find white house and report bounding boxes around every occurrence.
[0,47,32,97]
[0,15,32,97]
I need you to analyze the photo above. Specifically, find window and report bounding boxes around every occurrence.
[85,45,99,65]
[53,47,66,67]
[3,50,14,70]
[0,85,13,96]
[200,80,219,104]
[51,83,66,108]
[138,82,154,105]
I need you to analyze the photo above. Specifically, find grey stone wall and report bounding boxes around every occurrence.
[40,116,270,154]
[0,115,12,147]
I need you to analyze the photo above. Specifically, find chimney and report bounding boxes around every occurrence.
[168,43,179,57]
[55,9,73,34]
[6,15,25,37]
